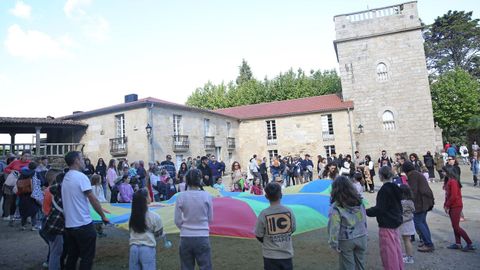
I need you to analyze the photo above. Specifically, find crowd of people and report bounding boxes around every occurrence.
[0,140,478,270]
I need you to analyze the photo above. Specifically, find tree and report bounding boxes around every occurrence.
[430,68,480,141]
[235,59,253,85]
[424,11,480,77]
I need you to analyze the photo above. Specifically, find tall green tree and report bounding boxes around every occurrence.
[424,10,480,77]
[235,59,253,85]
[431,68,480,140]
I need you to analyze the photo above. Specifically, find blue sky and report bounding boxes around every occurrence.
[0,0,479,122]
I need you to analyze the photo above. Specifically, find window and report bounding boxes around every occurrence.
[173,115,182,136]
[324,145,336,157]
[266,120,277,145]
[321,114,334,140]
[382,110,396,130]
[268,150,278,163]
[376,62,389,81]
[226,122,232,137]
[204,119,210,136]
[115,114,125,139]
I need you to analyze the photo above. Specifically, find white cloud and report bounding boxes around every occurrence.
[4,24,73,60]
[64,0,110,42]
[9,1,32,19]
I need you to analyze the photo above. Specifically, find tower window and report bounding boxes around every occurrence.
[376,62,389,81]
[382,110,396,130]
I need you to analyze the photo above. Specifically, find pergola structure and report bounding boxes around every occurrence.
[0,117,88,158]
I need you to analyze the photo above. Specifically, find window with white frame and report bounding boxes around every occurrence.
[376,62,389,81]
[268,150,278,163]
[324,145,336,157]
[321,114,334,140]
[382,110,396,130]
[115,114,125,139]
[226,121,232,137]
[173,115,182,136]
[204,119,210,136]
[266,120,277,145]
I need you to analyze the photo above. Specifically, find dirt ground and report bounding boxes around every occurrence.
[1,165,479,270]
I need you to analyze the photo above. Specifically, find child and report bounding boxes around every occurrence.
[328,176,368,270]
[398,185,415,264]
[129,190,163,270]
[255,182,296,270]
[231,182,242,192]
[366,166,404,270]
[352,172,364,198]
[118,175,134,203]
[174,169,213,269]
[213,177,225,192]
[91,174,107,237]
[250,179,264,195]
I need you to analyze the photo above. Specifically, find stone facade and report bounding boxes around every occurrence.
[334,1,442,156]
[237,110,354,163]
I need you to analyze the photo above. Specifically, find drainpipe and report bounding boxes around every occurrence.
[347,108,355,157]
[147,103,155,162]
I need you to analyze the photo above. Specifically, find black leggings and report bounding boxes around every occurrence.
[261,174,268,188]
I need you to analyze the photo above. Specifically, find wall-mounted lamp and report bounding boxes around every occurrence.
[145,124,152,137]
[358,124,364,134]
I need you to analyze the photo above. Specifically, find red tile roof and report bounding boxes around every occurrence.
[214,94,353,120]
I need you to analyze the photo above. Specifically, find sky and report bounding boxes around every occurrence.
[0,0,479,121]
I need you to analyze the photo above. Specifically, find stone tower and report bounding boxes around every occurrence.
[334,1,442,157]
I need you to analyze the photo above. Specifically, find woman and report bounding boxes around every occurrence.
[174,169,213,270]
[321,162,338,180]
[317,156,326,180]
[18,162,39,231]
[3,150,31,223]
[423,151,435,181]
[83,158,95,176]
[106,159,118,203]
[231,161,245,189]
[364,155,375,193]
[366,166,404,270]
[177,162,188,185]
[95,158,107,199]
[443,166,475,251]
[409,153,423,173]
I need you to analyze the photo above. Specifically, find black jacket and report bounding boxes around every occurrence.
[366,182,403,228]
[197,164,212,185]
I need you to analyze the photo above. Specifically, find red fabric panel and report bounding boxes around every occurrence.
[209,197,257,238]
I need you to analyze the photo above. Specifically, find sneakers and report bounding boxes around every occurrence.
[418,245,434,252]
[447,243,462,250]
[403,256,414,264]
[42,261,48,268]
[462,244,476,252]
[2,216,10,221]
[31,226,39,231]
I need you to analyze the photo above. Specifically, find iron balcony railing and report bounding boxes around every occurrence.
[204,136,215,149]
[227,137,236,149]
[109,137,128,156]
[173,135,190,152]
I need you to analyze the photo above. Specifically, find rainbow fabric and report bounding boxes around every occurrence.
[91,179,333,239]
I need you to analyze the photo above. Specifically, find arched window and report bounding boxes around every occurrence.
[376,62,389,81]
[382,110,395,130]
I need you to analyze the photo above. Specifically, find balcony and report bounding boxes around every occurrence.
[322,132,335,141]
[227,137,235,149]
[110,137,128,156]
[0,143,84,158]
[173,135,190,152]
[267,137,277,146]
[204,136,215,149]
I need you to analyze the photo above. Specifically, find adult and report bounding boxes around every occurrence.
[354,151,365,173]
[366,166,404,270]
[446,144,457,158]
[174,169,213,270]
[472,141,479,152]
[409,153,423,172]
[423,151,435,181]
[177,162,188,184]
[270,157,282,182]
[95,158,107,198]
[378,150,393,168]
[136,160,147,188]
[459,144,469,165]
[321,162,338,180]
[106,159,118,203]
[364,155,375,193]
[249,155,260,180]
[434,152,445,181]
[83,158,95,177]
[340,154,355,178]
[301,154,314,182]
[18,162,40,230]
[62,151,109,270]
[208,155,222,184]
[443,166,475,251]
[444,141,451,152]
[471,151,479,187]
[402,161,435,252]
[197,156,212,187]
[317,156,326,179]
[3,150,31,222]
[160,155,176,180]
[259,158,269,188]
[231,161,245,188]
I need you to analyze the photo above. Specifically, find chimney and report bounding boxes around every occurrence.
[125,94,138,103]
[72,111,84,114]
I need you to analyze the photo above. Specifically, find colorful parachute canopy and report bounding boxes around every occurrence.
[91,180,333,239]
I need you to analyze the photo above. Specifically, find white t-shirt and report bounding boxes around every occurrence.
[62,170,93,228]
[129,211,163,247]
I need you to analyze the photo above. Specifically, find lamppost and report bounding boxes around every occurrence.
[145,124,152,139]
[146,124,154,161]
[357,124,364,134]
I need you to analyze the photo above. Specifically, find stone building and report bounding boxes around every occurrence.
[333,1,442,156]
[62,95,240,167]
[215,94,355,163]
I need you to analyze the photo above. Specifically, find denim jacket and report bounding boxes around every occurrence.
[471,157,479,175]
[328,202,367,250]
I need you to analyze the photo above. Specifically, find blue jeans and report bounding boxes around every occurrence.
[48,234,64,270]
[413,211,433,247]
[179,237,212,270]
[129,245,156,270]
[101,182,108,199]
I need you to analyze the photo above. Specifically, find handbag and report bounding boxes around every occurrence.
[5,172,19,186]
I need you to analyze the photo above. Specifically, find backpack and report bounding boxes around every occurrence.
[16,177,32,194]
[43,185,65,236]
[463,149,468,155]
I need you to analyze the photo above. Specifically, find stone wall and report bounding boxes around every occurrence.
[237,110,354,167]
[335,1,441,157]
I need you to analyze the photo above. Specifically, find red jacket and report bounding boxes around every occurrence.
[444,179,463,209]
[4,159,30,174]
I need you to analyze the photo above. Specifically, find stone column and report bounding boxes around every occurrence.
[35,126,41,156]
[9,132,15,155]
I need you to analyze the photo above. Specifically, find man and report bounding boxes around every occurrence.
[160,155,176,180]
[249,154,260,180]
[447,144,457,158]
[136,160,147,188]
[197,156,212,186]
[472,141,479,152]
[459,144,469,165]
[354,151,364,173]
[208,155,222,184]
[378,150,393,168]
[301,154,314,182]
[402,161,435,252]
[62,151,109,270]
